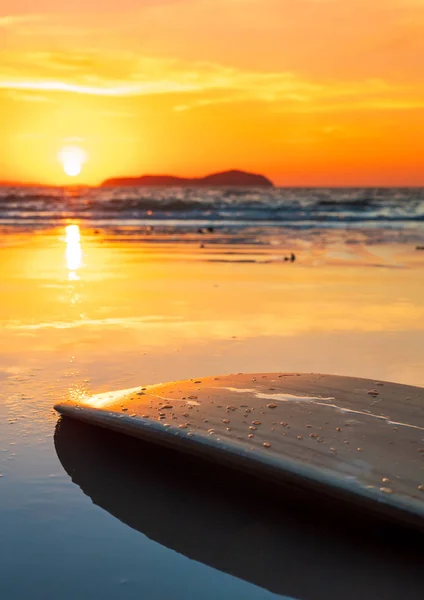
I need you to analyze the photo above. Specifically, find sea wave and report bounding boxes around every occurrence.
[0,185,424,230]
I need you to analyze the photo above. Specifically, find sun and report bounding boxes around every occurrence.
[59,146,87,178]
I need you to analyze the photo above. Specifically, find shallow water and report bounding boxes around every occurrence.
[0,224,424,599]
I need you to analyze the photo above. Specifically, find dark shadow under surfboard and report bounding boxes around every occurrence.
[55,416,424,600]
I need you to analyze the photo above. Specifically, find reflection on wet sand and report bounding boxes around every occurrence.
[55,417,424,600]
[65,224,82,280]
[64,224,87,316]
[1,229,423,388]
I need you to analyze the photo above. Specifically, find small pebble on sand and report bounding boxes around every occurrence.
[382,478,391,484]
[367,390,379,396]
[380,487,393,494]
[252,420,262,425]
[418,485,424,492]
[223,419,230,424]
[263,442,271,448]
[267,403,277,409]
[297,435,303,440]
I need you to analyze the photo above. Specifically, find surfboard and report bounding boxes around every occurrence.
[54,372,424,531]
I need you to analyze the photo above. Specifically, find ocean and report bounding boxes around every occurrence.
[1,186,423,238]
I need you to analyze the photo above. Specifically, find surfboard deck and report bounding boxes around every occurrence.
[54,372,424,530]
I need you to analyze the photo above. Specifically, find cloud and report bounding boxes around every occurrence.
[4,90,54,103]
[0,15,42,28]
[0,78,201,96]
[0,52,424,113]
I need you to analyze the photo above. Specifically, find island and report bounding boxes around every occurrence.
[101,169,274,188]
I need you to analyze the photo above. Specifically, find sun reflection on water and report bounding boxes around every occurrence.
[65,224,82,279]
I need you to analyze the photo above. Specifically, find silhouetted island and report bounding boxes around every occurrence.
[101,170,274,188]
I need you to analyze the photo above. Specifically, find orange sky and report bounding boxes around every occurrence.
[1,0,424,186]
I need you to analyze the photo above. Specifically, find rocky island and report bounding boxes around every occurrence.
[101,169,274,188]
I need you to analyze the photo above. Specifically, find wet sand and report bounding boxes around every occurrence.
[1,226,424,599]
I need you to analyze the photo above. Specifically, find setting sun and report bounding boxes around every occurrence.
[59,146,87,178]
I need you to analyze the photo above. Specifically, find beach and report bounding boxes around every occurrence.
[3,0,424,594]
[1,207,424,598]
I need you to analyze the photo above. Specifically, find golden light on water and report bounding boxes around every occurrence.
[59,146,87,178]
[65,224,82,279]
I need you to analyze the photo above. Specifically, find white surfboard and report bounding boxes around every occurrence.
[54,372,424,531]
